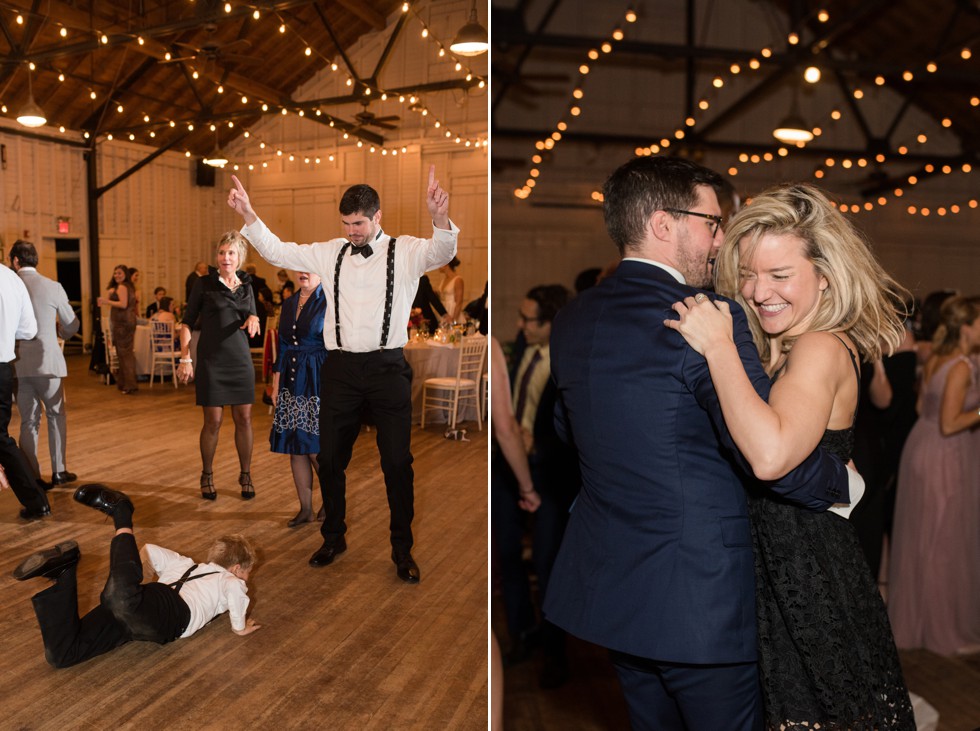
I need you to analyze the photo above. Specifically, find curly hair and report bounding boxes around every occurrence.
[207,534,257,570]
[714,183,909,362]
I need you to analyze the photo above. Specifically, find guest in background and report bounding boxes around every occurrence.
[281,282,295,302]
[185,260,208,303]
[0,263,50,520]
[97,265,139,394]
[493,284,579,689]
[177,232,261,501]
[464,282,488,335]
[573,268,601,295]
[438,257,464,324]
[412,273,446,332]
[913,289,957,365]
[145,287,167,319]
[889,295,980,656]
[251,286,276,349]
[245,265,267,302]
[850,322,918,579]
[10,240,81,489]
[150,297,177,324]
[128,268,142,313]
[275,269,295,304]
[270,271,328,527]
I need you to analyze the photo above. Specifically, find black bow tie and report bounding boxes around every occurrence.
[351,244,373,258]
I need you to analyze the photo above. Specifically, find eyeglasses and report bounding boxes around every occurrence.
[664,208,724,237]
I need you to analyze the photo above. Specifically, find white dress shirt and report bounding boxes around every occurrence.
[0,264,38,362]
[243,217,458,352]
[145,544,251,636]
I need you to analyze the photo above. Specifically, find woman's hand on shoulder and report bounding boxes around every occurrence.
[664,295,734,356]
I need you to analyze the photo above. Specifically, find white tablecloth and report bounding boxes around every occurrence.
[404,340,481,425]
[134,324,152,376]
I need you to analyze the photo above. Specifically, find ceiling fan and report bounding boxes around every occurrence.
[351,101,400,131]
[161,23,259,66]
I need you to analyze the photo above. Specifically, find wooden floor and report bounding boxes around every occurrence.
[499,634,980,730]
[1,355,488,730]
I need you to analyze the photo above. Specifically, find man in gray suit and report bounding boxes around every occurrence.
[10,240,80,488]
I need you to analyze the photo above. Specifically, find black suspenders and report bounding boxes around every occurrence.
[168,564,219,593]
[333,235,397,350]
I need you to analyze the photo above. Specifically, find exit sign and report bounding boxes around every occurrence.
[57,217,70,233]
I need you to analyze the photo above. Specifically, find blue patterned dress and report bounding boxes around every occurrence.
[270,285,327,454]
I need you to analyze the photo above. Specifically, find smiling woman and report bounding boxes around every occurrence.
[667,183,916,729]
[179,231,261,502]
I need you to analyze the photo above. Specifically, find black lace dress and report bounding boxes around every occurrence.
[749,421,916,730]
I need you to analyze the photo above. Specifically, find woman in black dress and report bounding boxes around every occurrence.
[177,232,261,500]
[668,184,915,729]
[97,264,139,394]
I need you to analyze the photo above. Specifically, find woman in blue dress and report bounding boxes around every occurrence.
[270,270,328,526]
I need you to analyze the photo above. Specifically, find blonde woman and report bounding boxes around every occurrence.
[178,232,261,500]
[667,184,915,729]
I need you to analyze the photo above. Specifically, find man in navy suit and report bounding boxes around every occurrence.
[543,156,849,730]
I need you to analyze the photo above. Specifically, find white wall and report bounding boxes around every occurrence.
[0,1,489,345]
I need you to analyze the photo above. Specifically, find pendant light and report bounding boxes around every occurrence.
[17,68,47,128]
[450,0,488,57]
[203,129,229,168]
[772,89,813,144]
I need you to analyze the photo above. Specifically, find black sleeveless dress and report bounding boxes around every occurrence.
[749,340,915,730]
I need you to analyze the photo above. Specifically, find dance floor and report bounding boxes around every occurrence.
[1,355,488,730]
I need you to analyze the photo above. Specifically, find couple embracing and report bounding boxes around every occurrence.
[544,156,915,730]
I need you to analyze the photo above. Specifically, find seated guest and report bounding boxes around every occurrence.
[151,296,177,324]
[275,269,295,304]
[464,282,488,335]
[145,287,167,318]
[12,484,261,668]
[412,274,446,331]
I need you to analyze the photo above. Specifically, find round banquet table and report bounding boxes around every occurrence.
[403,340,481,425]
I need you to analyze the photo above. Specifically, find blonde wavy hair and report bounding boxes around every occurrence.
[207,534,257,570]
[216,230,249,267]
[713,183,908,363]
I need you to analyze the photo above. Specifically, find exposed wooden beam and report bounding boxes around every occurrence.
[335,0,387,31]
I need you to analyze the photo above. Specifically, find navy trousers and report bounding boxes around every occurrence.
[609,649,763,731]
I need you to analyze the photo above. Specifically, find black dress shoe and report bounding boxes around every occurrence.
[392,551,420,584]
[19,505,51,521]
[36,478,53,492]
[73,484,134,517]
[12,540,80,580]
[308,537,347,567]
[51,471,78,486]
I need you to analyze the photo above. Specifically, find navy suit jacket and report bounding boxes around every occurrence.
[543,260,847,665]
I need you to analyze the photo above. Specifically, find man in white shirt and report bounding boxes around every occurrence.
[10,240,81,489]
[227,166,457,583]
[0,263,50,519]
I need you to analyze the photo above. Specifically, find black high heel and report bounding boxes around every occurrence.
[200,472,216,500]
[239,472,255,500]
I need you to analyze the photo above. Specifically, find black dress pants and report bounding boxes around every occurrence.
[318,349,414,554]
[31,533,190,668]
[0,362,48,513]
